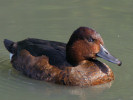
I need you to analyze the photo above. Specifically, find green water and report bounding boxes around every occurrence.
[0,0,133,100]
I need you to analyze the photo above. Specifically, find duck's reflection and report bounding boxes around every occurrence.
[9,68,113,100]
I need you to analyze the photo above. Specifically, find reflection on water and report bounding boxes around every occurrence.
[0,0,133,100]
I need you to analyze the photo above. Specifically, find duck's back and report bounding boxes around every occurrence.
[5,38,71,69]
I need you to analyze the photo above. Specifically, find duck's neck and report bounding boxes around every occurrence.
[66,40,86,66]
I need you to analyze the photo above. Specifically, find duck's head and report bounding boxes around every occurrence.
[66,27,122,66]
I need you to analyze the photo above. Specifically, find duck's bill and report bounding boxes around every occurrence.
[97,44,122,66]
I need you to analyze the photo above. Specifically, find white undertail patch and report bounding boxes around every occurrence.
[10,53,13,60]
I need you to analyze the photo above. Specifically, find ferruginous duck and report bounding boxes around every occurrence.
[3,27,121,86]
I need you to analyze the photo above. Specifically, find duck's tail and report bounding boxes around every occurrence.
[3,39,17,54]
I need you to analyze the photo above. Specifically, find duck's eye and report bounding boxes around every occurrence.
[87,37,94,42]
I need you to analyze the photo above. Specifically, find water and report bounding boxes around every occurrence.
[0,0,133,100]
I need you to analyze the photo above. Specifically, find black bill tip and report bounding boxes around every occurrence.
[117,61,122,66]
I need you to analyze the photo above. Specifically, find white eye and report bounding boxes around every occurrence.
[88,37,94,42]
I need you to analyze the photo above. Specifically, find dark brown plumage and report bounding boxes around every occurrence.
[3,27,121,87]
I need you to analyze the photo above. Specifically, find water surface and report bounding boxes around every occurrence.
[0,0,133,100]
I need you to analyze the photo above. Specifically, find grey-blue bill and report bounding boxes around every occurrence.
[97,44,122,66]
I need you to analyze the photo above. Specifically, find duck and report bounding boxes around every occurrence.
[3,27,122,87]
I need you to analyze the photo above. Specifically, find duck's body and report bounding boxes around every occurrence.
[4,27,121,86]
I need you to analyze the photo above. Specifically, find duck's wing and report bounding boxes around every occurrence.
[4,38,71,68]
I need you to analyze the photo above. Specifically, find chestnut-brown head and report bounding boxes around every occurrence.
[66,27,121,66]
